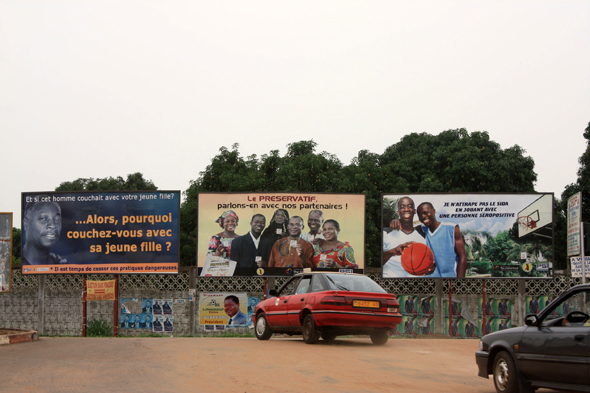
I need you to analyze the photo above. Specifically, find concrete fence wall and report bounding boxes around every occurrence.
[0,268,581,337]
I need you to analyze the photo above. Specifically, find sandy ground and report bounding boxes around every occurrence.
[0,336,564,393]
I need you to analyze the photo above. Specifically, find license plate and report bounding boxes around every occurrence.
[353,300,380,308]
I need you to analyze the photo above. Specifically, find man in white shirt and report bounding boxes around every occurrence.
[300,210,324,243]
[383,197,432,277]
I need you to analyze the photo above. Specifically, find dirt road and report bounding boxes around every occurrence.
[0,336,555,393]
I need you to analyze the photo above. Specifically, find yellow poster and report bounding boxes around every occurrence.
[199,293,249,326]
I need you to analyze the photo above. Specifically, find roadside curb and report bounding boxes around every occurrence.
[0,329,39,345]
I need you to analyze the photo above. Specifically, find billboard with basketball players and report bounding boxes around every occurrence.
[382,193,553,278]
[197,193,365,277]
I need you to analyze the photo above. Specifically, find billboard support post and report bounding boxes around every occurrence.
[113,276,118,337]
[82,275,87,337]
[582,222,586,285]
[482,280,487,336]
[448,280,453,338]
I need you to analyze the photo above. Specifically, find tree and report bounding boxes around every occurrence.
[380,129,536,193]
[556,121,590,270]
[180,141,344,266]
[182,132,536,269]
[55,172,157,191]
[11,227,21,267]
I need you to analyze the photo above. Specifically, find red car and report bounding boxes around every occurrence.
[253,272,402,344]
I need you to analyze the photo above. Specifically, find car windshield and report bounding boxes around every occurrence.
[324,274,386,293]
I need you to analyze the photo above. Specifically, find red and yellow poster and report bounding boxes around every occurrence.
[86,280,116,301]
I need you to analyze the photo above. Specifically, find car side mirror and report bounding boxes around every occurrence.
[525,314,539,326]
[269,289,278,297]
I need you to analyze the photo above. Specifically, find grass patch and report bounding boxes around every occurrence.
[86,318,113,337]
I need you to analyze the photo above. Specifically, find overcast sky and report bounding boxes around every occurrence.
[1,1,589,228]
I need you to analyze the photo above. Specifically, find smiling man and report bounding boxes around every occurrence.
[230,214,273,268]
[383,197,432,277]
[268,216,314,268]
[224,295,248,326]
[301,210,324,243]
[417,202,467,278]
[22,199,68,265]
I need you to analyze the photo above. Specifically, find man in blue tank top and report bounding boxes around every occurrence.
[417,202,467,278]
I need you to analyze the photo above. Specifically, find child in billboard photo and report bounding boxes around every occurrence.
[208,210,240,259]
[312,219,358,269]
[22,198,68,265]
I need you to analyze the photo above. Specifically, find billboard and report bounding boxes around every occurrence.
[197,193,365,276]
[21,191,180,275]
[0,213,12,292]
[382,193,553,278]
[567,192,582,256]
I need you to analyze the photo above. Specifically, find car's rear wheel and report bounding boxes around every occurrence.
[255,313,272,340]
[370,330,389,345]
[493,351,518,393]
[321,332,336,342]
[302,314,320,344]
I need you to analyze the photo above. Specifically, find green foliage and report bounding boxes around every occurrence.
[56,172,157,191]
[556,121,590,270]
[380,129,536,193]
[11,227,21,266]
[86,318,113,337]
[180,132,537,268]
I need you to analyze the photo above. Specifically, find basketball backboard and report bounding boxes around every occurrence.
[517,194,553,238]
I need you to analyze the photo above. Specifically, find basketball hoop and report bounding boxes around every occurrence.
[517,216,536,231]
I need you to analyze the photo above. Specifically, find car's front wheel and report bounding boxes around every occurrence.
[255,313,272,340]
[302,314,320,344]
[493,351,519,393]
[370,330,389,345]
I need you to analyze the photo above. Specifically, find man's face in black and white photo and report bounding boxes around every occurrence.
[25,202,62,250]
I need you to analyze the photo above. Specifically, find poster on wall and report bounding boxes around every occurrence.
[382,193,554,278]
[0,213,12,293]
[21,191,180,275]
[197,193,365,277]
[199,292,250,326]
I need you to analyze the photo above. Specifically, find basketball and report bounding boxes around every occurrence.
[401,243,436,276]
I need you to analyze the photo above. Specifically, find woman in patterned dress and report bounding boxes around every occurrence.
[312,219,358,269]
[208,210,240,259]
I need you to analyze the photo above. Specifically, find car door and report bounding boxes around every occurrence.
[266,276,301,328]
[517,289,590,386]
[286,275,312,326]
